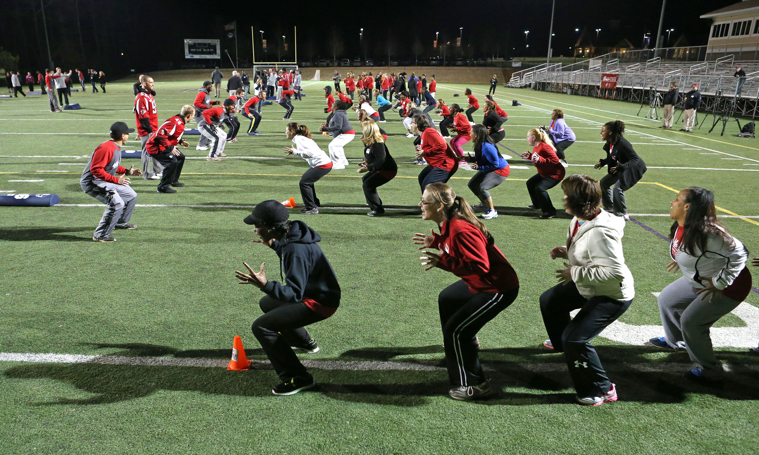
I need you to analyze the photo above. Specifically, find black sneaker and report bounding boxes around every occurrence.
[448,380,494,401]
[171,181,185,187]
[299,208,318,214]
[92,235,116,242]
[538,212,556,219]
[272,373,316,396]
[367,210,385,217]
[114,223,136,229]
[526,205,538,210]
[157,188,177,194]
[292,338,319,354]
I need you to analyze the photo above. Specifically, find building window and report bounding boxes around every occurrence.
[754,20,759,34]
[731,20,751,37]
[719,23,730,37]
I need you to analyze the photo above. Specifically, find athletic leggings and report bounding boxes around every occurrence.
[362,169,396,213]
[466,107,478,123]
[489,129,505,144]
[251,295,329,381]
[526,174,560,216]
[489,84,497,95]
[439,116,453,136]
[439,280,518,386]
[554,140,574,160]
[224,117,240,141]
[377,104,391,121]
[300,166,331,210]
[450,136,470,159]
[468,170,507,202]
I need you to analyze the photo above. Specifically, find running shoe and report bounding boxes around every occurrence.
[684,368,724,384]
[471,203,486,213]
[292,338,319,354]
[448,381,493,401]
[272,373,316,396]
[406,133,415,138]
[299,208,319,215]
[481,209,498,219]
[92,235,116,243]
[114,223,137,230]
[196,146,208,151]
[543,339,554,350]
[576,383,618,406]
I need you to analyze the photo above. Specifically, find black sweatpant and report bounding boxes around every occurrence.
[489,84,497,95]
[27,83,34,91]
[378,104,392,121]
[439,280,519,386]
[539,281,632,397]
[362,170,396,213]
[266,85,275,98]
[554,140,574,160]
[13,87,25,97]
[243,111,262,133]
[300,166,331,210]
[418,165,456,192]
[224,117,241,141]
[279,98,294,119]
[153,148,186,191]
[466,107,478,123]
[489,129,505,144]
[439,116,453,136]
[526,174,560,216]
[251,295,327,381]
[57,87,69,105]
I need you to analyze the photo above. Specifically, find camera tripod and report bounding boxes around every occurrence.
[707,96,740,136]
[637,86,662,120]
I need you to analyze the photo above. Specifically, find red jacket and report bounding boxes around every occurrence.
[421,128,456,171]
[345,78,356,91]
[530,142,565,181]
[381,77,391,90]
[281,89,294,99]
[134,92,158,136]
[431,218,519,293]
[356,78,364,89]
[88,141,129,184]
[203,106,226,124]
[467,94,479,109]
[278,78,290,89]
[417,80,422,93]
[194,91,211,109]
[326,94,335,111]
[338,92,351,104]
[364,77,374,89]
[440,105,450,117]
[146,115,186,155]
[453,113,471,139]
[429,80,436,92]
[244,96,261,115]
[494,102,507,118]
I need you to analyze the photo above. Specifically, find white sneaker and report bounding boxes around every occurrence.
[332,163,346,170]
[443,136,451,139]
[196,146,208,151]
[406,133,414,138]
[378,120,386,123]
[560,159,568,168]
[469,121,476,126]
[148,175,160,180]
[481,209,498,219]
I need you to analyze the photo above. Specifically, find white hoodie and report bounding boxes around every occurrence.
[671,228,748,290]
[567,210,635,300]
[291,135,331,168]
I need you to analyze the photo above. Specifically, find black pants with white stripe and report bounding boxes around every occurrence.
[279,98,294,119]
[438,280,518,387]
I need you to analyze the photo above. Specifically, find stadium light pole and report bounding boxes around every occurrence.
[39,0,54,68]
[525,30,529,52]
[360,28,364,62]
[436,31,439,56]
[546,0,555,66]
[260,30,266,61]
[655,0,667,58]
[282,35,286,61]
[666,28,674,45]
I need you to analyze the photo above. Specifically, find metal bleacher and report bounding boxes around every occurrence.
[508,46,759,118]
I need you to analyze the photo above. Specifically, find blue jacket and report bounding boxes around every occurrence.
[375,95,390,107]
[423,91,437,106]
[549,118,576,143]
[476,142,508,173]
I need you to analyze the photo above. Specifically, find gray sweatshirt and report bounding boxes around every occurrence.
[324,110,354,137]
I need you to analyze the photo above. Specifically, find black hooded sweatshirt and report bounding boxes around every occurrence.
[261,220,341,309]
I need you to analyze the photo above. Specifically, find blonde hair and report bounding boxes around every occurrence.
[356,109,370,122]
[180,105,196,118]
[424,183,493,244]
[528,128,556,151]
[361,121,384,145]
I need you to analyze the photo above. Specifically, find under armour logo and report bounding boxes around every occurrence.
[574,360,588,369]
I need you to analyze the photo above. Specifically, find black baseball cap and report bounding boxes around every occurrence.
[223,99,235,107]
[110,121,135,136]
[244,200,290,227]
[203,80,212,87]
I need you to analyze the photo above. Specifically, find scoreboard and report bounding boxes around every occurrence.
[184,39,220,59]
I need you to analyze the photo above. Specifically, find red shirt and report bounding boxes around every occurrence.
[78,71,84,82]
[440,105,450,117]
[432,218,520,294]
[88,141,129,184]
[134,92,158,136]
[467,94,479,109]
[45,73,60,90]
[146,115,186,155]
[244,96,260,115]
[429,80,436,92]
[421,128,456,171]
[202,106,226,124]
[530,142,565,181]
[356,78,364,89]
[281,90,294,99]
[417,80,422,92]
[671,226,684,258]
[326,94,335,111]
[400,98,411,116]
[494,102,507,118]
[278,78,290,89]
[453,113,471,139]
[338,92,351,104]
[194,91,211,109]
[381,77,391,90]
[365,77,374,89]
[345,78,356,91]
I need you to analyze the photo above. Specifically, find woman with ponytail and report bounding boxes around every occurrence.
[649,187,751,382]
[594,120,647,219]
[358,121,397,216]
[414,114,458,191]
[521,128,565,219]
[449,103,471,164]
[539,174,635,406]
[413,182,519,401]
[467,125,510,220]
[285,123,333,214]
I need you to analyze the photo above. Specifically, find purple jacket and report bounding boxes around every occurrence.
[549,118,576,143]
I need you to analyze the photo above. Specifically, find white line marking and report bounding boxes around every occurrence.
[630,213,759,218]
[58,163,85,166]
[36,170,68,173]
[0,190,16,192]
[8,179,44,182]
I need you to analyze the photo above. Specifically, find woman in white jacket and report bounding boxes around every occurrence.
[285,123,333,215]
[650,187,751,382]
[540,174,635,406]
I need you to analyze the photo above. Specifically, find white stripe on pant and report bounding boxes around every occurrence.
[200,124,227,158]
[453,293,503,386]
[328,133,354,169]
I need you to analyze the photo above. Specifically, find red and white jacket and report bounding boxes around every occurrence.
[134,91,158,137]
[146,115,187,155]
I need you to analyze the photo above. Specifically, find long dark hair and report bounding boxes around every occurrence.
[471,124,494,156]
[603,120,625,144]
[669,187,733,255]
[449,103,462,116]
[425,182,494,245]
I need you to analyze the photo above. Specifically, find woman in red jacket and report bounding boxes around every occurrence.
[437,99,453,138]
[449,104,471,163]
[465,88,479,123]
[413,182,519,400]
[521,128,565,219]
[414,114,458,191]
[345,73,356,100]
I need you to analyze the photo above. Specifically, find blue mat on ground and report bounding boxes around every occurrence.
[70,89,78,92]
[0,95,10,98]
[0,194,60,207]
[64,103,81,110]
[266,96,277,100]
[184,129,200,135]
[119,150,142,159]
[27,91,43,95]
[263,101,273,106]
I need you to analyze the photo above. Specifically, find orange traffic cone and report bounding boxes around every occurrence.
[281,197,296,208]
[227,335,252,371]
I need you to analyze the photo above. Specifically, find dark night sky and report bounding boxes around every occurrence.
[0,0,738,75]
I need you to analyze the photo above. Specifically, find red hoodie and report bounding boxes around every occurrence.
[429,80,436,92]
[421,128,456,171]
[431,217,519,293]
[530,142,565,181]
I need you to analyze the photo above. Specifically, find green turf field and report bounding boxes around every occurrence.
[0,78,758,454]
